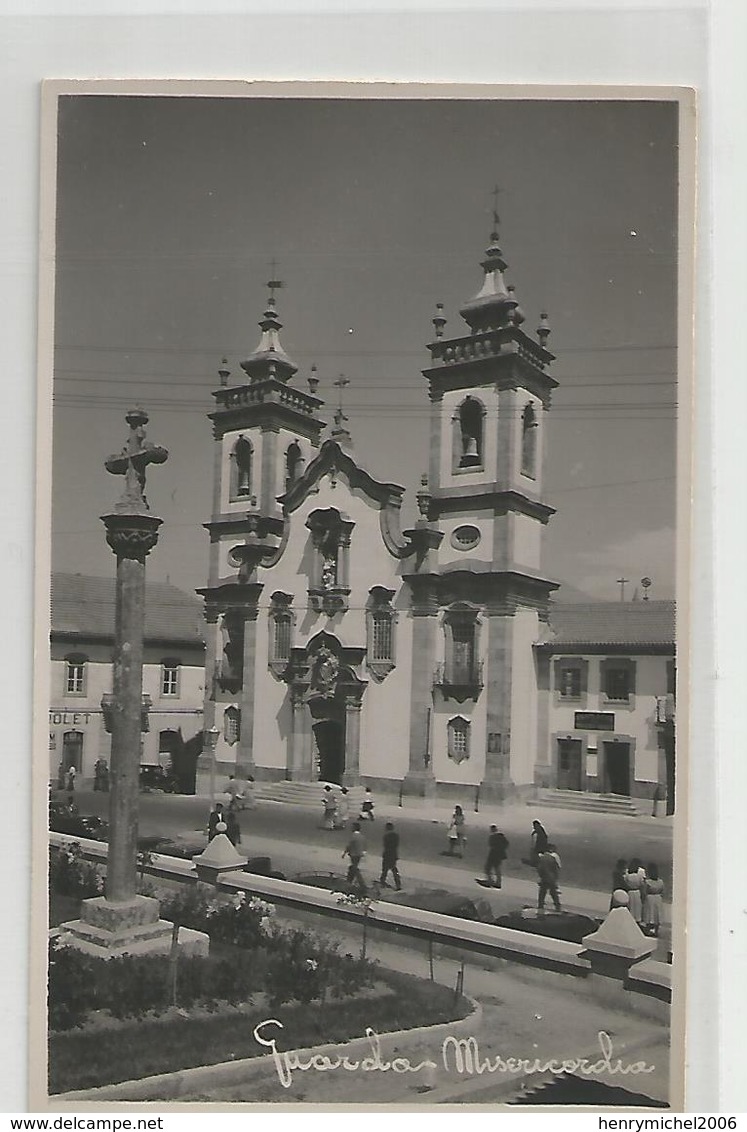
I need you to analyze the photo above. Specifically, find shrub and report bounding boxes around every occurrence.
[49,844,104,900]
[205,892,275,950]
[159,883,215,932]
[48,936,99,1030]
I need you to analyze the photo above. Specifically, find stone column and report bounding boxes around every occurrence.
[237,603,261,778]
[403,582,438,798]
[104,517,161,900]
[60,409,208,957]
[480,612,514,803]
[195,605,221,794]
[286,690,307,780]
[342,697,362,786]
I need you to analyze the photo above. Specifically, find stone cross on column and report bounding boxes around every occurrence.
[101,408,168,904]
[104,406,168,514]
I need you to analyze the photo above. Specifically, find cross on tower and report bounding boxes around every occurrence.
[105,407,168,512]
[491,184,502,229]
[267,259,284,303]
[333,374,350,429]
[616,576,629,603]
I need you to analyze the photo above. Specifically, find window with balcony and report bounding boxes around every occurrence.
[435,605,483,701]
[65,655,87,696]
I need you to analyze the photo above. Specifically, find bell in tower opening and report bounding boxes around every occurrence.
[458,397,484,469]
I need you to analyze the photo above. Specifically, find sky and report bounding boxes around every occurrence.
[50,94,678,601]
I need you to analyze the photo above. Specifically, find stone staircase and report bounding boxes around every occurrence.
[254,780,368,812]
[527,789,642,817]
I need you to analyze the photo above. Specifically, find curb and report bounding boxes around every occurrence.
[54,995,483,1103]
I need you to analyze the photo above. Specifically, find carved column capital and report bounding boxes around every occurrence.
[101,512,163,562]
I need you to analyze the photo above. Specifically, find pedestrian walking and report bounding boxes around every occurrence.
[623,858,647,924]
[447,805,466,857]
[342,822,366,889]
[208,802,225,841]
[359,787,375,822]
[644,862,665,937]
[66,765,77,792]
[334,786,350,830]
[224,774,246,810]
[65,794,79,818]
[379,821,402,890]
[609,857,628,909]
[322,785,338,830]
[244,774,256,810]
[484,825,509,887]
[56,761,65,791]
[529,819,548,866]
[536,843,562,913]
[226,806,242,848]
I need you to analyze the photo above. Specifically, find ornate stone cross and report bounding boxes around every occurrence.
[105,407,168,513]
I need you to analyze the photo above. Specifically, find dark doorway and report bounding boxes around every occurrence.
[604,741,631,796]
[62,730,83,772]
[556,738,583,791]
[314,719,345,784]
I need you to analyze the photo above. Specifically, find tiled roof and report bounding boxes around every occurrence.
[543,600,675,648]
[50,573,205,646]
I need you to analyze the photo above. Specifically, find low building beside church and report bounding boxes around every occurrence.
[49,573,206,790]
[536,601,676,809]
[195,216,676,811]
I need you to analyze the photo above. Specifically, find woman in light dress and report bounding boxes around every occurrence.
[322,785,338,831]
[644,862,665,937]
[447,805,467,857]
[623,857,647,924]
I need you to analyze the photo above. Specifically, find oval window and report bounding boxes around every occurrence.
[451,525,481,551]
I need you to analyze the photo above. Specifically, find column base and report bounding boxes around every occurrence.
[402,772,437,799]
[477,778,513,805]
[58,895,209,959]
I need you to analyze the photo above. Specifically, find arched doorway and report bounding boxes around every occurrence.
[313,714,345,784]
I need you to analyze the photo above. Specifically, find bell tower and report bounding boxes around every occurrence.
[424,209,558,578]
[197,282,326,788]
[422,208,560,803]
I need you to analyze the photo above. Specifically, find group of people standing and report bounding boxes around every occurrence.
[611,857,665,936]
[321,785,375,831]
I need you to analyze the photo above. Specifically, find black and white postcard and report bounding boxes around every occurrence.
[34,83,695,1110]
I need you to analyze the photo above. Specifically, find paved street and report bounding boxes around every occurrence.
[63,787,674,902]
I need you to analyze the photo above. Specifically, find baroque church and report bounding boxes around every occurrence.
[194,217,675,808]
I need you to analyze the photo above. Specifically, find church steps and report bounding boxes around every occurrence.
[254,781,367,810]
[527,790,641,817]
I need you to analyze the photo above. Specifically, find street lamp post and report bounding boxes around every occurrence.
[205,725,220,803]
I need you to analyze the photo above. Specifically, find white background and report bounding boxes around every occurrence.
[0,0,743,1114]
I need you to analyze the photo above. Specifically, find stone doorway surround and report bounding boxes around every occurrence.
[282,631,367,786]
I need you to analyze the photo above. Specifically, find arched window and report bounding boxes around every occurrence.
[521,403,538,478]
[453,397,484,471]
[230,437,254,500]
[285,441,304,490]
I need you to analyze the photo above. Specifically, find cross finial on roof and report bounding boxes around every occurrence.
[333,374,350,415]
[616,576,629,602]
[491,184,502,231]
[267,259,284,304]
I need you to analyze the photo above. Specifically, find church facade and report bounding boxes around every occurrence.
[195,219,674,807]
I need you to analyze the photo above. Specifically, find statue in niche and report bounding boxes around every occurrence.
[308,645,340,699]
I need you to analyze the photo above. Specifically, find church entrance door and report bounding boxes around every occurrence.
[314,717,345,785]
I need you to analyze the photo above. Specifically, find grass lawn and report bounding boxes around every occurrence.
[50,970,470,1095]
